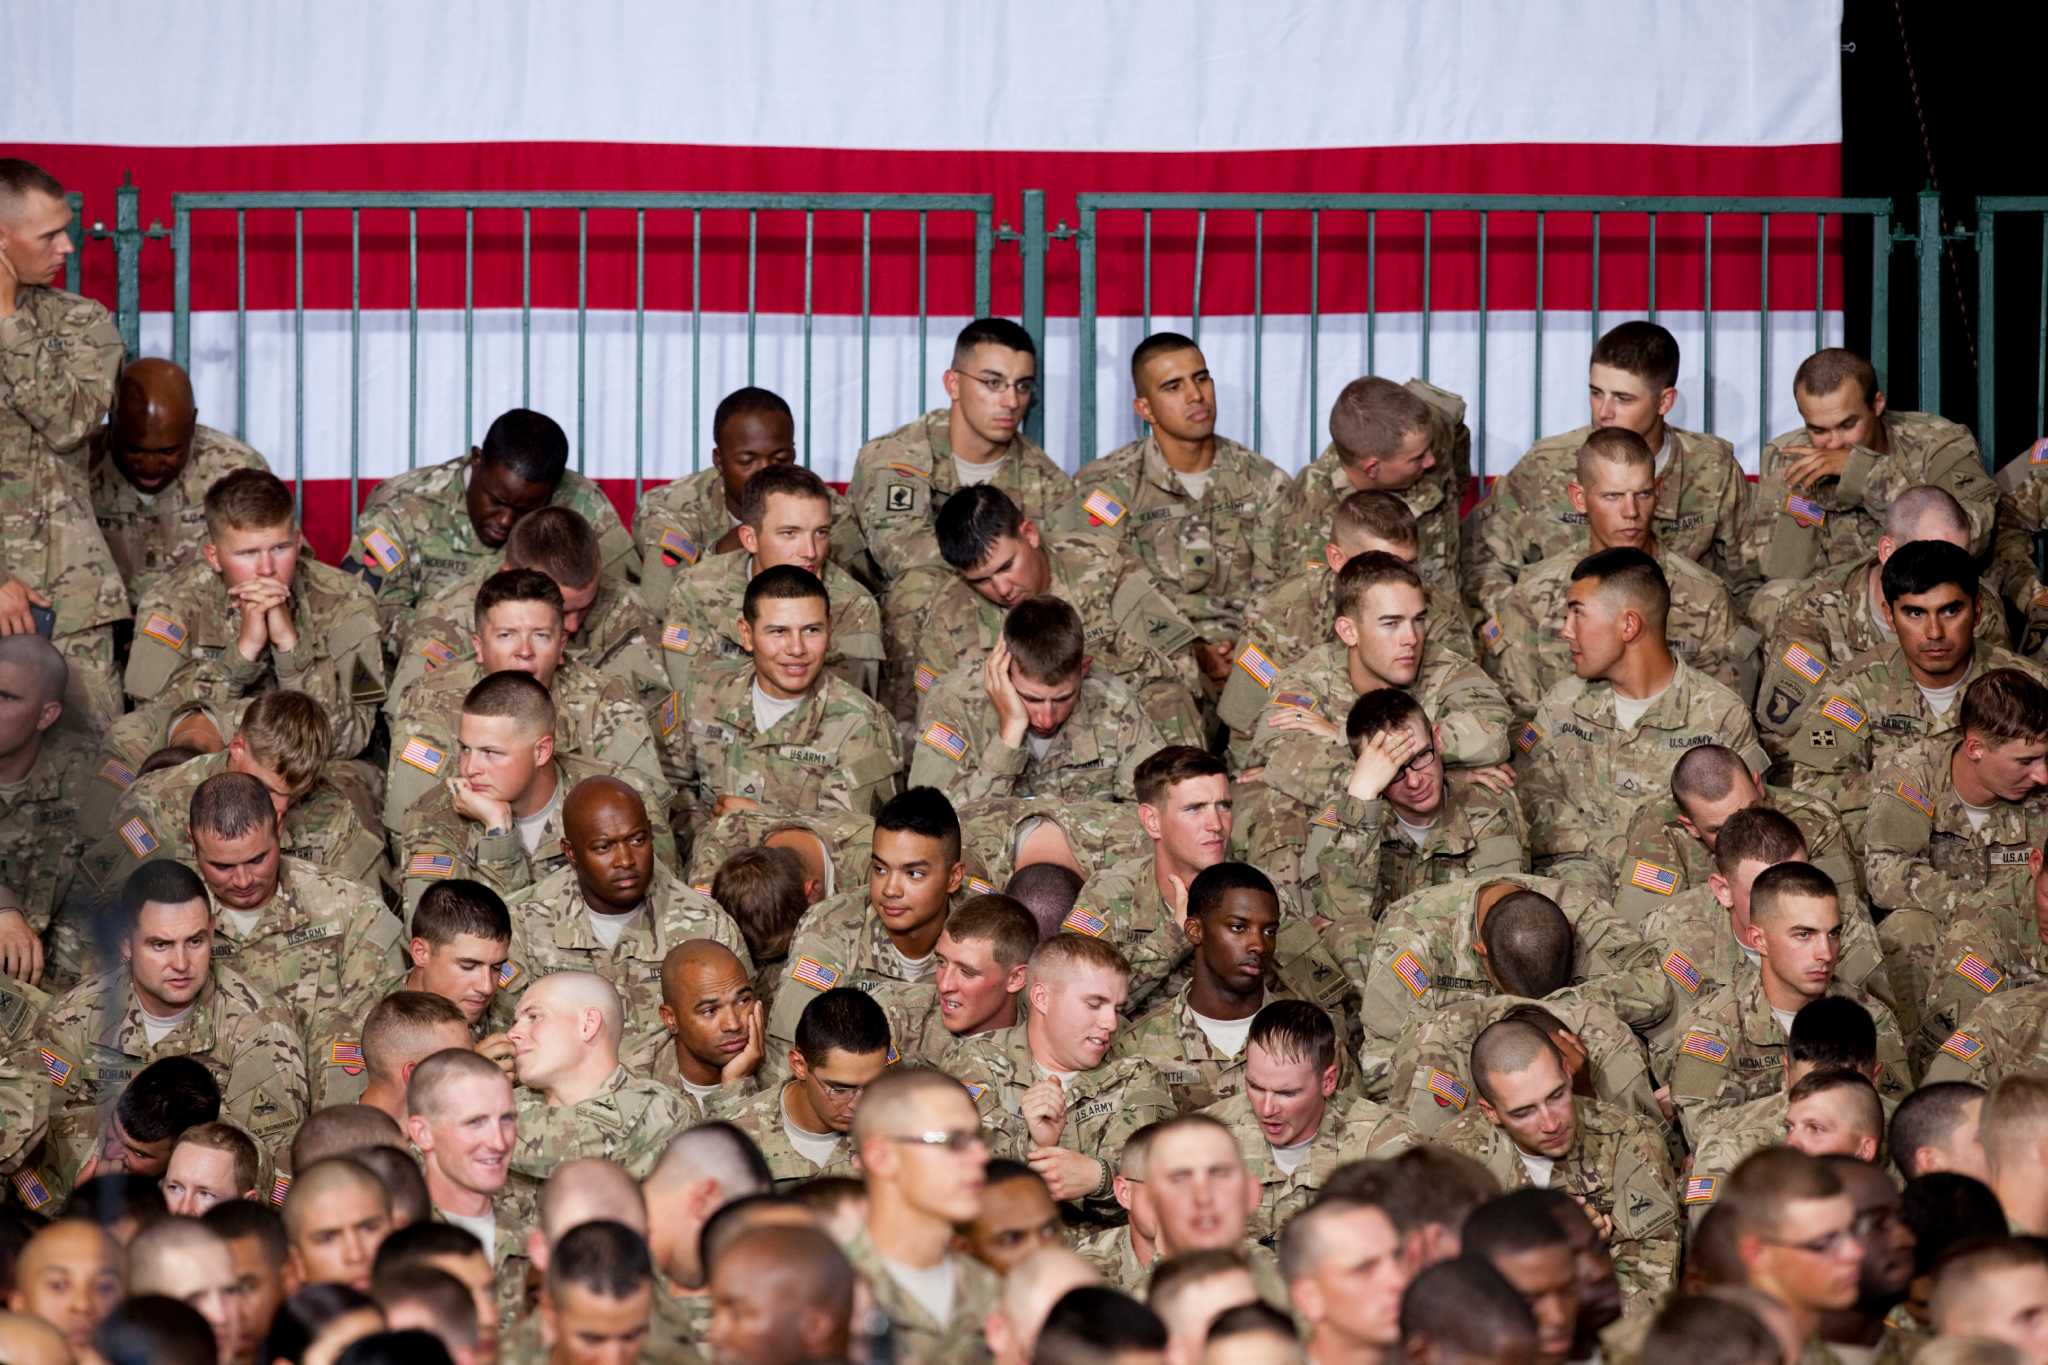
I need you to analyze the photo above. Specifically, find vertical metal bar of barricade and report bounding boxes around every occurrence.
[1077,202,1099,466]
[1019,191,1047,450]
[1979,210,1999,462]
[521,211,532,409]
[1191,211,1207,347]
[914,212,927,429]
[172,204,191,370]
[803,212,816,469]
[1759,215,1772,460]
[1870,209,1892,391]
[690,211,702,471]
[1647,214,1658,325]
[1590,211,1601,340]
[1252,210,1265,453]
[464,211,475,448]
[576,210,588,471]
[633,210,646,499]
[113,183,142,357]
[1814,212,1826,354]
[63,191,83,297]
[1308,210,1321,471]
[973,206,993,320]
[1477,211,1489,481]
[2037,212,2048,441]
[294,210,305,524]
[1420,210,1432,381]
[859,211,873,444]
[1918,191,1944,412]
[1532,213,1544,444]
[1142,211,1153,337]
[408,210,419,476]
[235,212,248,441]
[746,210,759,385]
[349,210,361,527]
[1366,212,1377,378]
[1703,215,1715,434]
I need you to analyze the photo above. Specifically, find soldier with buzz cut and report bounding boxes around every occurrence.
[1480,427,1758,718]
[0,157,133,737]
[23,860,309,1177]
[496,775,749,1072]
[1863,669,2048,1062]
[83,689,386,898]
[909,483,1204,743]
[1050,331,1295,702]
[344,406,637,640]
[660,462,884,700]
[1742,346,1995,590]
[0,635,95,990]
[1774,539,2047,838]
[504,971,688,1183]
[1434,1017,1679,1310]
[1467,320,1753,608]
[1662,863,1910,1147]
[1514,547,1765,889]
[631,385,867,615]
[88,357,270,611]
[383,568,672,834]
[910,594,1166,806]
[126,467,386,759]
[668,563,900,826]
[1286,374,1473,599]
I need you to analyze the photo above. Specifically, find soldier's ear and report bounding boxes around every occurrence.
[408,937,430,968]
[1318,1063,1339,1099]
[737,523,760,559]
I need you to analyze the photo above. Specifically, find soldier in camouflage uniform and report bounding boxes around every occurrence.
[947,935,1174,1217]
[401,1048,531,1331]
[1221,490,1475,746]
[1663,867,1909,1145]
[1479,429,1758,718]
[1305,689,1527,935]
[727,986,892,1189]
[24,860,308,1190]
[1918,865,2048,1079]
[0,637,95,988]
[1740,348,1994,590]
[87,359,269,611]
[1433,1018,1679,1311]
[1,161,131,736]
[503,972,688,1182]
[1465,321,1753,608]
[631,386,868,614]
[395,675,676,912]
[669,565,899,826]
[1924,981,2048,1088]
[953,796,1145,897]
[497,777,749,1072]
[908,485,1203,742]
[342,407,638,641]
[1050,333,1294,706]
[682,806,877,906]
[1988,435,2048,649]
[1349,875,1668,1100]
[1286,376,1472,598]
[660,464,884,699]
[1772,542,2045,837]
[127,469,385,759]
[650,939,764,1114]
[82,692,388,897]
[384,569,673,833]
[1514,549,1765,887]
[910,598,1167,807]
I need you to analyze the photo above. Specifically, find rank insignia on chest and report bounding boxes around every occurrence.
[1062,907,1108,938]
[1785,494,1826,528]
[141,613,187,650]
[659,528,699,566]
[119,818,158,858]
[1426,1069,1468,1110]
[1680,1031,1729,1064]
[1662,951,1703,994]
[1781,642,1826,684]
[1956,953,2004,994]
[1391,952,1431,997]
[1818,696,1866,733]
[1940,1031,1984,1062]
[792,957,841,991]
[1084,489,1127,526]
[399,738,446,774]
[1235,644,1277,689]
[1684,1175,1718,1205]
[662,623,693,653]
[1630,861,1678,896]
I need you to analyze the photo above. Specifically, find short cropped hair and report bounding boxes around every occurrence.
[371,1263,479,1351]
[1469,1018,1566,1105]
[1982,1073,2048,1173]
[117,860,210,941]
[1794,348,1880,405]
[174,1122,259,1195]
[1671,744,1752,815]
[1747,861,1837,927]
[953,317,1036,365]
[1133,745,1228,806]
[1720,1148,1843,1239]
[713,845,809,962]
[478,408,569,487]
[1641,1295,1779,1365]
[410,879,512,946]
[1931,1240,2048,1333]
[1479,890,1575,999]
[945,894,1040,968]
[545,1221,652,1304]
[204,1199,288,1261]
[1570,546,1670,630]
[1787,996,1879,1073]
[1001,595,1086,683]
[116,1056,222,1145]
[461,670,555,735]
[1328,377,1431,465]
[1887,485,1970,542]
[504,507,600,589]
[794,987,892,1067]
[0,158,65,205]
[1575,425,1655,484]
[1712,805,1806,878]
[1131,330,1200,385]
[238,690,333,792]
[738,463,832,530]
[1890,1082,1987,1180]
[1881,539,1979,605]
[712,386,793,444]
[189,770,278,841]
[1788,1069,1883,1138]
[1148,1248,1251,1313]
[1346,687,1428,752]
[1326,1148,1501,1238]
[1333,550,1423,624]
[1005,862,1085,939]
[474,566,564,624]
[362,992,469,1081]
[935,484,1025,572]
[404,1049,506,1122]
[741,563,829,624]
[1590,320,1681,391]
[1247,1000,1336,1076]
[1028,931,1131,986]
[1039,1287,1167,1364]
[1961,669,2048,746]
[1397,1257,1536,1356]
[1462,1189,1572,1263]
[1332,489,1418,549]
[204,468,295,537]
[1186,862,1276,923]
[290,1106,405,1172]
[875,786,962,864]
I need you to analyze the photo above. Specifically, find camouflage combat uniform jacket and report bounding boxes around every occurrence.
[909,666,1162,807]
[660,548,884,698]
[509,1065,689,1181]
[88,423,269,609]
[670,665,900,824]
[630,465,867,614]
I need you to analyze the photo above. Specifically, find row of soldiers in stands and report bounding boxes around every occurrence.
[16,148,2048,1364]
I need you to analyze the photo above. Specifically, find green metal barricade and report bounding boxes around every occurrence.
[1972,196,2048,464]
[165,191,997,524]
[1069,193,1911,474]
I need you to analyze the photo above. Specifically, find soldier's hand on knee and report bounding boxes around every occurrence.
[0,908,42,986]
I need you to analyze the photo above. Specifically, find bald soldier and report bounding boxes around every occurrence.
[0,635,96,986]
[1,157,132,738]
[282,1156,393,1292]
[652,939,765,1113]
[498,776,751,1071]
[0,1312,73,1365]
[505,971,688,1181]
[88,358,269,610]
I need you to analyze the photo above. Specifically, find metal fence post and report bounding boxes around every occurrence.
[113,176,144,357]
[1977,206,1998,463]
[1019,190,1047,448]
[1917,189,1944,413]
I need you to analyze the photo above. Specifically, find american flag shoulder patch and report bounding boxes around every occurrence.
[1662,951,1703,994]
[792,956,841,991]
[407,852,456,879]
[2030,438,2048,466]
[1083,488,1127,526]
[962,1080,987,1101]
[1391,951,1431,998]
[1893,781,1935,817]
[97,757,137,789]
[1818,695,1866,733]
[419,638,457,668]
[886,462,929,479]
[914,663,938,694]
[659,527,700,565]
[39,1048,73,1087]
[363,527,405,570]
[661,623,693,653]
[1956,953,2004,994]
[140,612,187,650]
[1940,1030,1985,1062]
[658,692,680,735]
[1426,1069,1468,1110]
[1785,493,1827,527]
[1515,722,1541,754]
[1062,906,1108,938]
[1680,1031,1730,1065]
[1684,1175,1719,1205]
[1630,860,1679,896]
[270,1173,292,1206]
[398,737,446,774]
[965,875,996,896]
[496,960,520,989]
[1235,643,1277,689]
[11,1169,52,1211]
[1311,804,1341,829]
[118,817,158,858]
[1781,642,1826,684]
[1481,616,1504,650]
[920,722,967,760]
[1272,690,1317,712]
[330,1040,365,1073]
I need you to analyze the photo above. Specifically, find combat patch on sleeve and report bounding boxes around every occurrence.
[140,613,188,651]
[1781,642,1826,684]
[1390,951,1431,998]
[1891,781,1935,817]
[919,722,967,761]
[1955,953,2004,994]
[1679,1031,1729,1065]
[398,737,447,775]
[1083,488,1127,527]
[1629,860,1678,896]
[1234,644,1277,690]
